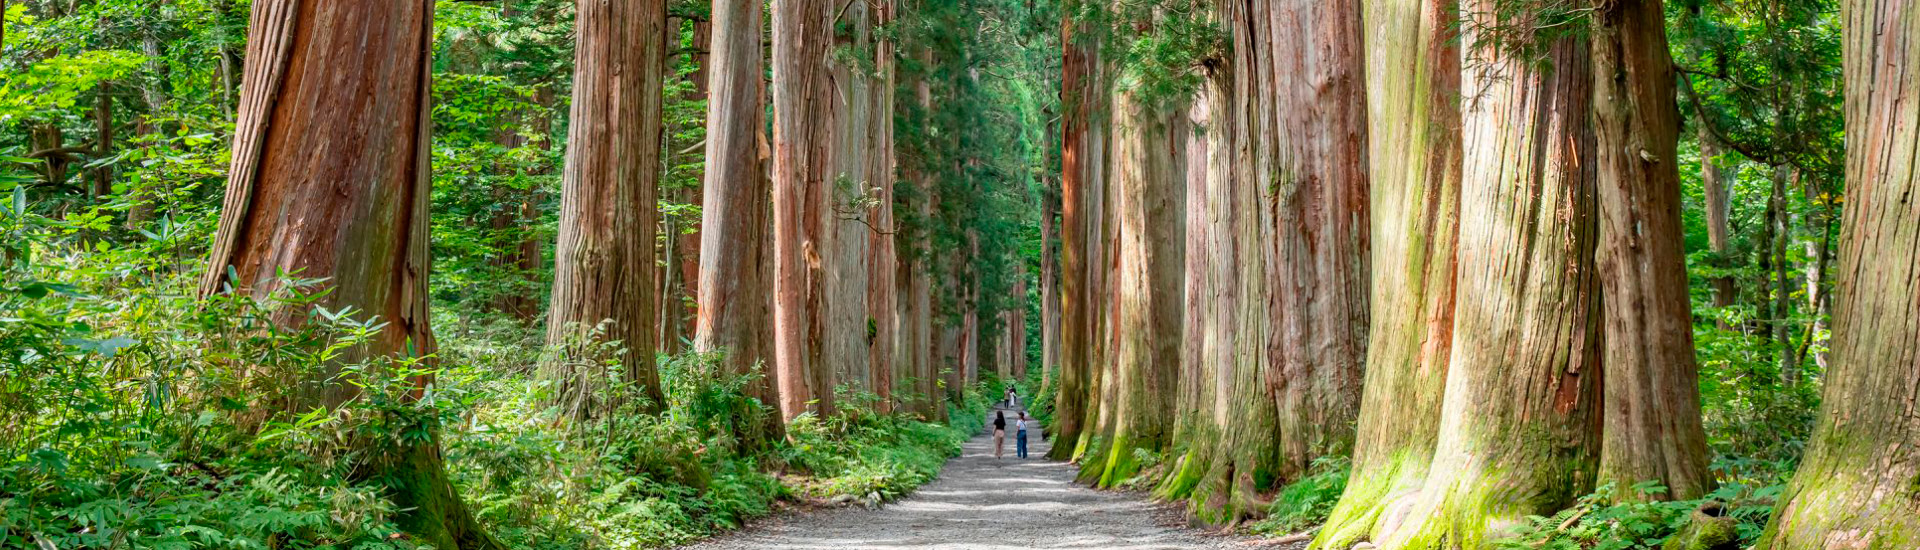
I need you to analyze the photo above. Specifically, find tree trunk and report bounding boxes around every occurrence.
[1314,0,1459,543]
[1701,131,1737,323]
[197,1,497,546]
[901,47,941,420]
[866,0,898,413]
[1757,0,1920,543]
[824,0,875,399]
[91,84,114,200]
[1377,12,1604,546]
[1084,81,1186,487]
[694,0,784,446]
[676,18,711,347]
[214,0,242,118]
[1770,165,1798,384]
[1591,0,1713,502]
[545,0,668,418]
[1263,0,1370,484]
[1048,5,1104,459]
[1157,86,1218,503]
[771,0,839,419]
[1009,276,1027,380]
[1040,169,1061,392]
[127,8,172,230]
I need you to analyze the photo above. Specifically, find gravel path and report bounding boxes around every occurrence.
[683,406,1290,550]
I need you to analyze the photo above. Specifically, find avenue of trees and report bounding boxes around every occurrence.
[2,0,1916,548]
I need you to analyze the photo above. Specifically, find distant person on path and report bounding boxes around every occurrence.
[1016,412,1030,458]
[1004,386,1018,408]
[993,411,1008,459]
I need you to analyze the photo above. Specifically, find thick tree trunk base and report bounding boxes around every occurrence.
[1758,470,1920,550]
[372,436,504,550]
[1376,471,1548,549]
[1313,452,1430,549]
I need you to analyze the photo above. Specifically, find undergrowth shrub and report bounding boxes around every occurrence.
[1497,477,1780,550]
[1250,456,1349,536]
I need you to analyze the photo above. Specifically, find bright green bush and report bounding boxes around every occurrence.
[1250,456,1350,536]
[1496,479,1780,550]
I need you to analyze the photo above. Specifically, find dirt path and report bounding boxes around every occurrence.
[683,406,1287,550]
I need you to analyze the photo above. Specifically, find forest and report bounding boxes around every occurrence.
[0,0,1915,548]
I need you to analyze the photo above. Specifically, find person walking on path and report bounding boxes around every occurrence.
[1003,386,1018,408]
[992,411,1007,459]
[1015,412,1030,458]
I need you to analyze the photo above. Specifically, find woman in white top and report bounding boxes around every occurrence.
[1015,412,1030,458]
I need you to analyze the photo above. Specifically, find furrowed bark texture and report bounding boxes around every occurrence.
[1166,0,1367,523]
[1087,86,1186,488]
[546,0,668,417]
[916,48,946,419]
[1377,16,1603,548]
[772,0,838,419]
[695,0,783,445]
[867,0,898,413]
[1591,0,1714,502]
[826,0,874,397]
[1041,168,1062,391]
[1049,7,1103,459]
[1758,0,1920,546]
[1314,0,1459,544]
[1261,0,1369,484]
[1156,82,1229,508]
[1160,0,1278,523]
[198,1,497,547]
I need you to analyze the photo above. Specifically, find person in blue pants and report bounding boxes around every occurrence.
[1015,412,1030,458]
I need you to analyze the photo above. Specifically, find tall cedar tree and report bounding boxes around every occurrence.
[1590,0,1714,501]
[1080,78,1186,488]
[868,0,899,412]
[197,1,499,546]
[1150,0,1367,523]
[1758,0,1920,544]
[1313,0,1461,544]
[545,0,669,417]
[694,0,784,445]
[1048,0,1104,459]
[771,0,839,419]
[1377,5,1604,546]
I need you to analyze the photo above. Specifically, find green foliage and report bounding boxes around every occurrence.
[1250,457,1350,536]
[1497,481,1781,550]
[0,50,146,124]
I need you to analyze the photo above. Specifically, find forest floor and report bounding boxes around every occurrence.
[681,406,1297,550]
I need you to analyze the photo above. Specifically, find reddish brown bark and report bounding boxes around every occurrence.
[866,0,898,412]
[771,0,838,419]
[1314,0,1460,543]
[1049,4,1103,459]
[1379,11,1603,545]
[197,1,496,546]
[1084,84,1187,487]
[1040,169,1061,391]
[1261,0,1370,482]
[545,0,668,416]
[1591,0,1713,501]
[694,0,783,444]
